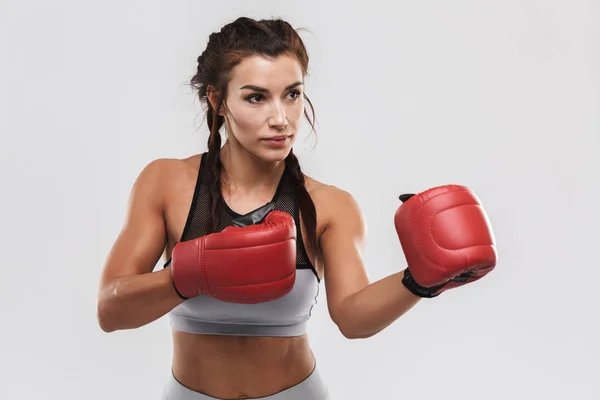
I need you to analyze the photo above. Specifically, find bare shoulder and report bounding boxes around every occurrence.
[304,175,365,234]
[141,154,201,177]
[136,154,201,190]
[305,175,354,204]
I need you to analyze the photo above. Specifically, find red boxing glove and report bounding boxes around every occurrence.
[394,184,497,298]
[170,210,297,303]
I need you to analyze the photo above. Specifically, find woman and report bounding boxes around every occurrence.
[97,17,496,400]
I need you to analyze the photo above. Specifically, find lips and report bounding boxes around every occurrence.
[262,135,289,141]
[261,135,290,148]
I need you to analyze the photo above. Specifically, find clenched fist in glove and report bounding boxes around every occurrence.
[394,184,497,298]
[170,210,297,304]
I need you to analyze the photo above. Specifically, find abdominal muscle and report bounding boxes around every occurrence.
[171,330,316,399]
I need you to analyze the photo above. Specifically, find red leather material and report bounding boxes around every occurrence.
[171,211,297,303]
[171,239,204,299]
[394,185,497,294]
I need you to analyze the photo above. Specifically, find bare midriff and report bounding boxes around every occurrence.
[171,330,316,399]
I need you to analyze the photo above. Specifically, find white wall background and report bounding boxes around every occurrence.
[1,0,598,399]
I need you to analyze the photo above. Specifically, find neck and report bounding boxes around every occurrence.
[219,141,286,196]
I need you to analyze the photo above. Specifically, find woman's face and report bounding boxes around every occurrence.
[219,53,305,162]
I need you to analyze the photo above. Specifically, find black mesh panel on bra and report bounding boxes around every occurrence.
[179,153,317,279]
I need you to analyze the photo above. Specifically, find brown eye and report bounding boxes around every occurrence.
[288,90,301,100]
[246,94,264,103]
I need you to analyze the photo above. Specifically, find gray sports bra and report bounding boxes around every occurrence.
[165,153,321,337]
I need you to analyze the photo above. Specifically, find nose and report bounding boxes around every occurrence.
[268,100,287,129]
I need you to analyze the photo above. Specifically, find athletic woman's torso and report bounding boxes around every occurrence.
[160,154,329,398]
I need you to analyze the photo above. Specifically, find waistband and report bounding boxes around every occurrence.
[161,364,329,400]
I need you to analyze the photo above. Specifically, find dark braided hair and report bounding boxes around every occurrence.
[190,17,319,259]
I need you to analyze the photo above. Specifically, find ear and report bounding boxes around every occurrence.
[207,85,226,116]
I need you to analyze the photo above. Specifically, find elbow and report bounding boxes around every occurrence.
[97,317,116,333]
[331,299,376,340]
[332,312,375,339]
[98,320,116,333]
[338,324,375,340]
[96,301,117,333]
[96,284,121,333]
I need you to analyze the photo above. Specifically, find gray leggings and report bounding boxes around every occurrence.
[161,365,330,400]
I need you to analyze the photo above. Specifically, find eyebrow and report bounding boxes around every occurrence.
[239,81,303,93]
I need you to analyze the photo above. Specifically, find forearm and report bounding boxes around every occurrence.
[339,269,421,339]
[97,267,184,332]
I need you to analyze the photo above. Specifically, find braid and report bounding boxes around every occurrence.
[205,95,225,233]
[285,151,320,260]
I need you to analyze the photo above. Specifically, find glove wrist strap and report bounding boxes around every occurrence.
[165,263,189,301]
[401,268,444,298]
[172,280,189,300]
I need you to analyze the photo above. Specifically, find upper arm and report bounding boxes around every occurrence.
[318,188,370,326]
[99,159,169,288]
